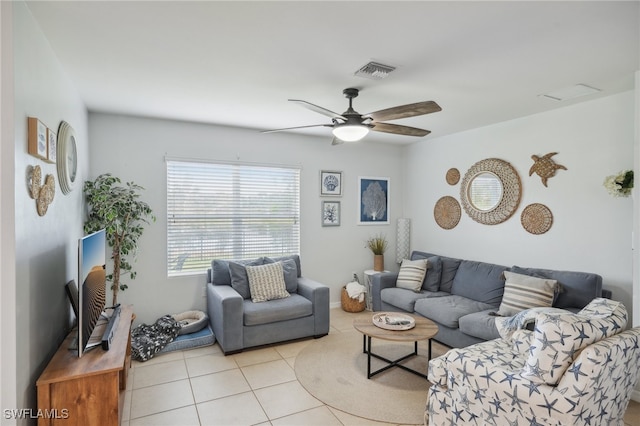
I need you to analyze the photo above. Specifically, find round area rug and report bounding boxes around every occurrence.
[295,331,442,424]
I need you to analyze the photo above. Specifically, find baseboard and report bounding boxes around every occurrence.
[330,301,342,309]
[632,389,640,402]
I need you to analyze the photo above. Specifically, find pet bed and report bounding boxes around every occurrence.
[172,310,208,335]
[160,324,215,353]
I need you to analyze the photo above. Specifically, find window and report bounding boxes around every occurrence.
[166,159,300,276]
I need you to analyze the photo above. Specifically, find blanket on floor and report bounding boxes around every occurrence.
[131,315,181,361]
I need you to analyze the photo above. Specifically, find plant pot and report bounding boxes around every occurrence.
[374,254,384,272]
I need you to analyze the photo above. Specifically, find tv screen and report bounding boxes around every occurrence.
[78,229,107,357]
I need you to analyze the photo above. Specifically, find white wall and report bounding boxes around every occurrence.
[12,2,88,418]
[88,113,405,324]
[1,1,17,422]
[404,91,635,321]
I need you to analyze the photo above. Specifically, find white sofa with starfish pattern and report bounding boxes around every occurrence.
[427,298,640,426]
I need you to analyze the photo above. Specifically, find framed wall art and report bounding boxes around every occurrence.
[322,201,340,226]
[320,170,342,196]
[27,117,48,161]
[358,176,389,225]
[46,128,57,164]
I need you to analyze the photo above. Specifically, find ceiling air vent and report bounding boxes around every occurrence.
[354,62,396,80]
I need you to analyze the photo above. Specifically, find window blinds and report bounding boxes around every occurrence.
[166,159,300,276]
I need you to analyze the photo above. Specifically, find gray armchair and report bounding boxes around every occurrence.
[206,255,329,354]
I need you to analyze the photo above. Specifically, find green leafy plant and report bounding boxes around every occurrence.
[84,173,155,305]
[366,233,388,255]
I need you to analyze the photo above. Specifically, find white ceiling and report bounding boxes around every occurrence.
[25,1,640,145]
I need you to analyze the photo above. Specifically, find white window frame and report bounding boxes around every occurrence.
[166,158,301,276]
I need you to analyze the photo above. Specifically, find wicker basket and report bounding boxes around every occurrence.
[341,286,365,313]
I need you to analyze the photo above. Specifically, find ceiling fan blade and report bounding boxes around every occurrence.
[367,101,441,122]
[289,99,346,120]
[261,124,333,134]
[371,122,431,137]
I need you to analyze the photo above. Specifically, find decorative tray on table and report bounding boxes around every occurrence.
[372,312,416,330]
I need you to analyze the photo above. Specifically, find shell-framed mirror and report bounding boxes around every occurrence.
[460,158,521,225]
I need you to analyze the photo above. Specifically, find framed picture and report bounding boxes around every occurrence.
[322,201,340,226]
[47,128,57,164]
[358,176,390,225]
[320,170,342,196]
[27,117,48,161]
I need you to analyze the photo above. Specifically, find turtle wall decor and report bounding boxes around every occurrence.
[529,152,567,187]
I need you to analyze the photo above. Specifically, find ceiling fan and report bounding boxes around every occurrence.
[262,88,441,145]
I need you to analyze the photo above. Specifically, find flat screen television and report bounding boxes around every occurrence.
[77,229,107,357]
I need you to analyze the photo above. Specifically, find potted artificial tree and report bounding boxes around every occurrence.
[84,173,155,306]
[366,233,388,272]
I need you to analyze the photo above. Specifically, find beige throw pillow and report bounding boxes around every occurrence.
[396,258,429,292]
[497,271,558,316]
[246,262,290,303]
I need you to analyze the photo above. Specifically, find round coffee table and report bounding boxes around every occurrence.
[353,313,438,379]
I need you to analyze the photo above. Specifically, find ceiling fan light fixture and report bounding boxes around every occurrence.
[332,124,369,142]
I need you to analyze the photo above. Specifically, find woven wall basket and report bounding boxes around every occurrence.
[341,287,365,313]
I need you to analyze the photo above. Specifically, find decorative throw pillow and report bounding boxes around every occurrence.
[497,271,558,316]
[246,262,290,303]
[521,298,627,385]
[264,258,298,293]
[422,256,442,292]
[228,258,264,299]
[396,258,429,292]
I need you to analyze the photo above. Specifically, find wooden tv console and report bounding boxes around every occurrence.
[36,305,133,426]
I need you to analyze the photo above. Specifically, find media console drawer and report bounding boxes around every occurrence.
[37,305,133,426]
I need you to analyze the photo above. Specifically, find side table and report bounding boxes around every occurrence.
[363,269,388,311]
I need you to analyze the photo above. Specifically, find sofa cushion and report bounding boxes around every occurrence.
[510,265,602,310]
[264,258,298,293]
[213,257,265,287]
[438,256,462,293]
[396,258,428,292]
[422,256,442,292]
[228,258,265,299]
[408,252,442,292]
[243,294,312,326]
[246,262,290,303]
[521,298,627,385]
[458,310,501,341]
[414,295,494,329]
[381,287,449,313]
[451,260,506,306]
[267,254,302,277]
[497,271,558,316]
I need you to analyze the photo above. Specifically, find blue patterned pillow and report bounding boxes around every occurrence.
[521,298,627,385]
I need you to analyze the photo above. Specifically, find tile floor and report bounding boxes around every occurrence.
[124,308,640,426]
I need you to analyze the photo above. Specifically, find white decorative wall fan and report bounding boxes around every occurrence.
[262,88,441,145]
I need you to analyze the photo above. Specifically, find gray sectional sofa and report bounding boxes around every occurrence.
[371,250,609,349]
[206,255,330,354]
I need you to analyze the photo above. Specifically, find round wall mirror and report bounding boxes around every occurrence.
[460,158,521,225]
[468,172,503,211]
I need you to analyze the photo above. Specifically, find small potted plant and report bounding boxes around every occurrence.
[603,170,634,198]
[366,233,388,272]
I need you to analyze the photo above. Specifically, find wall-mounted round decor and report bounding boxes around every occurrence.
[521,203,553,235]
[28,165,55,216]
[57,121,77,195]
[434,196,461,230]
[446,168,460,185]
[460,158,521,225]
